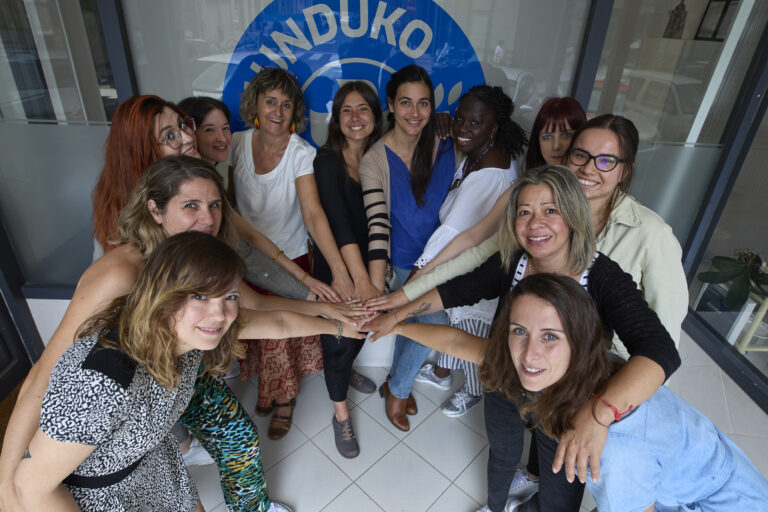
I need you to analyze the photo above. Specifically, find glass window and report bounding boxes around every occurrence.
[0,1,114,285]
[689,108,768,378]
[587,0,768,246]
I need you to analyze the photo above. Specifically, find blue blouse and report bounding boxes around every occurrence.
[388,139,455,269]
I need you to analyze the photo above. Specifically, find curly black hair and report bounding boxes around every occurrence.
[460,85,528,159]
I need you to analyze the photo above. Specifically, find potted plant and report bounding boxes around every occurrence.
[698,250,768,311]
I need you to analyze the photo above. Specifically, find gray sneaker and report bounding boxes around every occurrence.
[441,390,481,417]
[267,501,293,512]
[415,363,452,390]
[332,415,359,458]
[508,467,539,501]
[349,369,376,394]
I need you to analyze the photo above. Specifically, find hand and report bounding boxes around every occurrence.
[304,276,341,303]
[434,112,453,139]
[339,321,366,340]
[353,278,381,302]
[553,398,609,484]
[331,271,355,301]
[362,310,400,341]
[363,289,409,312]
[320,301,370,328]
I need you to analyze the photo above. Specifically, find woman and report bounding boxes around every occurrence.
[92,95,198,257]
[228,68,354,438]
[365,166,681,511]
[413,85,525,418]
[179,95,335,301]
[2,157,361,512]
[312,81,384,457]
[177,96,232,167]
[15,232,246,511]
[389,97,584,288]
[390,273,768,511]
[526,96,586,169]
[359,64,456,431]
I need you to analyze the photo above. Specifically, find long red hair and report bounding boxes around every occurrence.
[92,95,182,251]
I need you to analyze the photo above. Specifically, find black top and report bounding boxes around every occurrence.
[437,251,681,379]
[312,147,369,284]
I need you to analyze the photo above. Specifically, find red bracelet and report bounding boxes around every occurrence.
[591,393,634,422]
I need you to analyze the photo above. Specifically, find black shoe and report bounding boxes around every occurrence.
[349,369,376,394]
[332,415,360,458]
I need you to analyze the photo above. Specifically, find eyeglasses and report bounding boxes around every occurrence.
[568,148,623,172]
[157,116,196,150]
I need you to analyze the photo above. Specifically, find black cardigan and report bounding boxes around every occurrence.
[437,251,681,379]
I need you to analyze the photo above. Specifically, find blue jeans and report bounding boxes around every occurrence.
[388,265,449,399]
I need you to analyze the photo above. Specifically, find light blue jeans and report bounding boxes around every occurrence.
[388,265,449,399]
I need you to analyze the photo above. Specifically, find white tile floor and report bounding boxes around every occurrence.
[192,332,768,512]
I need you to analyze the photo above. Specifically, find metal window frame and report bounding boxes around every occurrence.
[571,0,614,110]
[96,0,138,102]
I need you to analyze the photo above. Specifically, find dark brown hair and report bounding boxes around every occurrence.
[386,64,445,205]
[479,273,614,438]
[567,114,639,211]
[324,81,383,166]
[239,68,307,132]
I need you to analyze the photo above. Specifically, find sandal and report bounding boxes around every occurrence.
[268,398,297,440]
[255,400,275,417]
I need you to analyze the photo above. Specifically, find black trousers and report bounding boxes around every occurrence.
[320,333,365,402]
[484,391,584,511]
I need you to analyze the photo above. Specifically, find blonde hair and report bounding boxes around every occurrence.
[116,156,238,256]
[239,68,307,132]
[77,232,246,389]
[498,165,595,274]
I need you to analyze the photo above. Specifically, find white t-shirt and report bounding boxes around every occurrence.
[415,158,517,325]
[229,131,316,259]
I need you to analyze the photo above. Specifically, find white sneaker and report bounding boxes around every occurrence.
[441,390,481,417]
[182,439,215,466]
[267,501,293,512]
[414,363,452,390]
[508,467,539,502]
[474,497,525,512]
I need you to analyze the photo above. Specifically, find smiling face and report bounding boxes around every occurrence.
[388,81,432,138]
[339,90,375,143]
[508,294,572,392]
[149,177,222,237]
[255,88,294,136]
[453,96,497,156]
[514,183,571,270]
[173,280,240,355]
[196,108,231,164]
[566,127,625,210]
[538,121,573,165]
[154,106,199,158]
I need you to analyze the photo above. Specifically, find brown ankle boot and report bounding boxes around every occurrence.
[379,381,409,431]
[406,393,417,415]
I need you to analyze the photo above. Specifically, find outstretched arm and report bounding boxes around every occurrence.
[296,174,354,299]
[392,322,485,364]
[364,288,445,341]
[238,309,364,340]
[414,188,510,277]
[232,211,339,302]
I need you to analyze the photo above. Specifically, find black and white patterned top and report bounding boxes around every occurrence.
[41,331,202,511]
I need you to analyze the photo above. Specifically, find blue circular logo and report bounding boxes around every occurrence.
[223,0,485,146]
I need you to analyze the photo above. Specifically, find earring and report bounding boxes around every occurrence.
[254,115,260,129]
[290,122,295,134]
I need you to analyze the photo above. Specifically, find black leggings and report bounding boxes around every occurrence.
[321,333,365,402]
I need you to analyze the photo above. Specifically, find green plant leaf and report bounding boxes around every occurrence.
[725,274,750,310]
[711,256,744,272]
[698,269,744,283]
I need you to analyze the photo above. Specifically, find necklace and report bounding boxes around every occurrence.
[449,140,494,191]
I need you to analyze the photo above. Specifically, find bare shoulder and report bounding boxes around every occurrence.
[76,245,143,302]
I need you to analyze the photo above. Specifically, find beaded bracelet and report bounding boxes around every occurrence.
[334,319,343,340]
[271,249,284,261]
[591,393,634,422]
